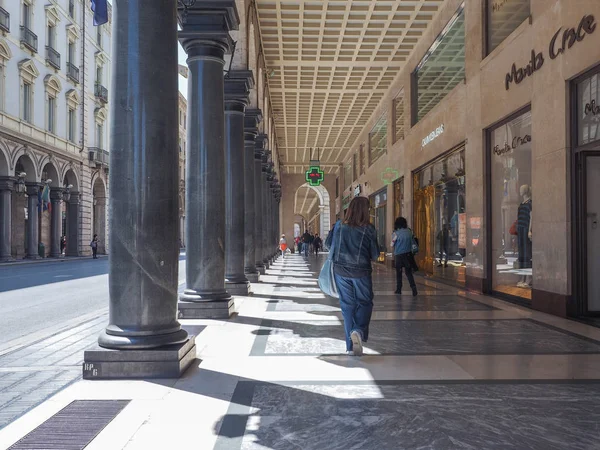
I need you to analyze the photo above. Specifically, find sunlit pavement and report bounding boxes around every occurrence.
[2,253,600,449]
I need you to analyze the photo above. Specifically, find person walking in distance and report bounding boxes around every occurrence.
[302,229,311,257]
[279,234,287,259]
[313,233,322,255]
[325,197,379,356]
[391,217,418,296]
[90,234,99,259]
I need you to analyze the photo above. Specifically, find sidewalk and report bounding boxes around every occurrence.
[0,255,107,267]
[1,254,600,449]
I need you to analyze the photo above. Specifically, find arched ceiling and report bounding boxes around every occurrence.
[256,0,445,174]
[294,184,320,219]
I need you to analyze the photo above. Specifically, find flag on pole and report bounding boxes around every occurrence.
[91,0,108,26]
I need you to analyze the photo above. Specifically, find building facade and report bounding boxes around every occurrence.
[0,0,111,260]
[335,0,600,319]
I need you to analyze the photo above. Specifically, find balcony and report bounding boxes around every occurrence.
[94,83,108,104]
[67,62,79,83]
[88,148,109,167]
[46,46,60,70]
[20,26,38,53]
[0,7,9,33]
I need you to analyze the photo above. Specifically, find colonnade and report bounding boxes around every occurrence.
[85,0,281,377]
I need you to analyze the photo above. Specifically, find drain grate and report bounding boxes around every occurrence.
[9,400,130,450]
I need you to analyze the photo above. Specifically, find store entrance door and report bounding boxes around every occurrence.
[585,155,600,313]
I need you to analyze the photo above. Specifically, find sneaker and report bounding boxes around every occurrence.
[346,350,355,356]
[350,331,363,356]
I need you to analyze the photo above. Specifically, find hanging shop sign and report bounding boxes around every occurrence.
[505,14,597,90]
[421,124,444,147]
[381,167,400,185]
[353,184,362,197]
[305,165,324,186]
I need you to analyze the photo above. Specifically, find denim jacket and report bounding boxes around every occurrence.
[325,220,379,272]
[391,228,413,255]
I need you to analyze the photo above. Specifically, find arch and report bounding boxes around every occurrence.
[0,39,12,62]
[0,145,8,176]
[41,162,60,187]
[293,183,331,240]
[15,154,37,182]
[63,167,79,191]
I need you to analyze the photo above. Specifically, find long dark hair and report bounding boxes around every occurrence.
[394,217,407,230]
[344,197,371,227]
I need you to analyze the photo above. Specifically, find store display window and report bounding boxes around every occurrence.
[393,177,404,220]
[369,188,388,253]
[577,70,600,146]
[486,0,530,54]
[413,147,466,284]
[489,109,532,300]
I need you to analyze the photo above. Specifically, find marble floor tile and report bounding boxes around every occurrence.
[215,381,600,450]
[252,319,600,356]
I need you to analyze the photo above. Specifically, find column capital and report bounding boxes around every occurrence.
[244,108,263,133]
[0,176,15,191]
[25,183,42,195]
[224,71,253,113]
[50,187,64,201]
[178,1,239,59]
[255,133,267,160]
[67,191,81,204]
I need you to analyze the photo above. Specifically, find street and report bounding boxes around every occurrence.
[0,255,187,429]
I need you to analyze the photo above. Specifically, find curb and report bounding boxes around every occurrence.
[0,255,108,267]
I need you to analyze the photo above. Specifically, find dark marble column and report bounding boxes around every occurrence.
[243,109,262,282]
[25,184,40,259]
[49,188,63,258]
[178,2,239,319]
[254,135,266,274]
[261,150,270,269]
[224,71,253,296]
[96,0,188,351]
[0,177,13,262]
[65,192,80,257]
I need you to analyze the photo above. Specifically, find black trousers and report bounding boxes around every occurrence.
[517,226,532,267]
[395,253,416,290]
[92,247,97,258]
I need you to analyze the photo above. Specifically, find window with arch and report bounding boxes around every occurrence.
[0,39,11,112]
[19,59,39,124]
[44,75,62,134]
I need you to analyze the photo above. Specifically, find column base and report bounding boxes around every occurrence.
[98,327,189,350]
[83,337,196,379]
[226,280,250,296]
[49,254,64,259]
[178,298,234,319]
[245,272,260,283]
[256,263,266,275]
[25,255,41,260]
[263,260,270,270]
[0,256,14,263]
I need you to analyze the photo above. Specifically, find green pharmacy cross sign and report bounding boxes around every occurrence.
[381,167,399,185]
[305,165,324,186]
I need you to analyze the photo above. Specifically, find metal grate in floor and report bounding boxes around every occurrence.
[8,400,130,450]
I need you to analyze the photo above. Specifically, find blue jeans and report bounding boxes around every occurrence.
[303,243,309,256]
[334,273,374,351]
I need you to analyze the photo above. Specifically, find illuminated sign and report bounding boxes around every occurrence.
[305,165,324,186]
[381,167,399,185]
[421,124,444,147]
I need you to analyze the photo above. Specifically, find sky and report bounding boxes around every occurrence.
[178,43,188,99]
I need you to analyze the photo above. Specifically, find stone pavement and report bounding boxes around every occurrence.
[1,254,600,449]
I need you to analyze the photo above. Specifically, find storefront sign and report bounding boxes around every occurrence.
[492,133,531,156]
[585,99,600,117]
[421,124,444,147]
[353,184,362,197]
[505,15,597,90]
[305,165,324,187]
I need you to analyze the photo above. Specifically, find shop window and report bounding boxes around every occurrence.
[352,153,358,181]
[369,188,388,252]
[343,160,352,190]
[393,92,405,143]
[369,114,387,166]
[489,109,532,300]
[413,146,466,284]
[412,6,465,124]
[577,71,600,146]
[393,177,404,220]
[486,0,530,54]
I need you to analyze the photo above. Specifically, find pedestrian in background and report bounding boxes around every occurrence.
[313,233,322,255]
[391,217,418,296]
[90,234,99,259]
[279,234,287,259]
[325,197,379,356]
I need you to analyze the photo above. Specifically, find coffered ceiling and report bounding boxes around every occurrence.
[255,0,445,174]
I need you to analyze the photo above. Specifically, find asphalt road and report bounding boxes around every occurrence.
[0,256,187,348]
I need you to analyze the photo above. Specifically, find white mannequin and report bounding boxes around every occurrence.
[518,185,532,288]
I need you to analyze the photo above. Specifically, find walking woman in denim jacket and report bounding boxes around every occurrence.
[391,217,418,296]
[325,197,379,356]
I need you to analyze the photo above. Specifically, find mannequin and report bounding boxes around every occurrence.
[516,184,532,288]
